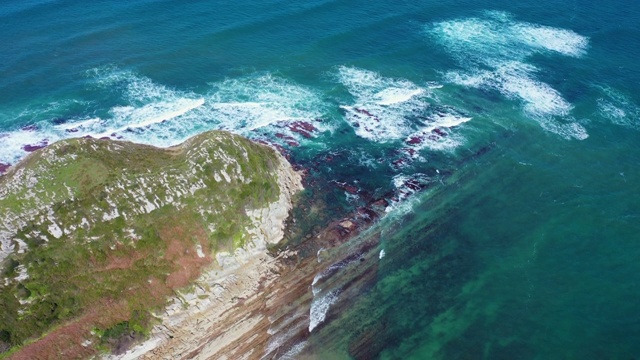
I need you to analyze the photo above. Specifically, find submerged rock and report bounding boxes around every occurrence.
[21,142,48,152]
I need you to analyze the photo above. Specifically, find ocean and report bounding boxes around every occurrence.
[2,0,640,358]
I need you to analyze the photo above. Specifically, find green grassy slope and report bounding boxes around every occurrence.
[0,131,283,357]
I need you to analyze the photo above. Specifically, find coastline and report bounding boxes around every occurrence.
[106,149,389,359]
[0,132,305,359]
[1,129,483,359]
[106,148,304,360]
[3,1,640,357]
[111,194,390,359]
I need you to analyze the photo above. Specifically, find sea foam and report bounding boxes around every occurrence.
[336,66,470,149]
[0,68,329,165]
[309,289,340,332]
[278,341,307,360]
[430,11,590,140]
[596,86,640,129]
[337,66,429,143]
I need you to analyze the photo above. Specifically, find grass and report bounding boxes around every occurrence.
[0,131,283,357]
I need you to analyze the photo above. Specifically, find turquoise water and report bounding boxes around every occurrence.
[2,0,640,358]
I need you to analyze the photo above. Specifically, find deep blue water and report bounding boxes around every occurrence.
[2,0,640,358]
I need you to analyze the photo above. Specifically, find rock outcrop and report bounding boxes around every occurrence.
[0,131,301,359]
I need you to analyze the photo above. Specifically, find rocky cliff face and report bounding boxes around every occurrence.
[0,131,301,359]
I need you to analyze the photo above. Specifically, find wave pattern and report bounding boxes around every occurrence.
[0,66,473,167]
[337,66,471,149]
[429,11,589,140]
[596,86,640,130]
[0,68,329,165]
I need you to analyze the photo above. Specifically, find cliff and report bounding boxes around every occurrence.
[0,131,302,359]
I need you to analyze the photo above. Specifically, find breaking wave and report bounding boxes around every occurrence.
[0,68,329,165]
[309,289,340,332]
[596,86,640,130]
[429,11,589,140]
[336,66,471,149]
[0,65,477,167]
[278,341,307,360]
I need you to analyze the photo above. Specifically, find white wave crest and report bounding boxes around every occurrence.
[596,86,640,129]
[336,67,469,148]
[374,87,425,105]
[447,62,572,118]
[94,98,205,138]
[207,74,328,132]
[384,173,433,211]
[538,119,589,140]
[430,11,589,140]
[337,67,430,143]
[430,11,588,64]
[405,112,472,150]
[311,256,358,295]
[512,23,588,57]
[0,69,329,165]
[309,289,340,332]
[278,341,307,360]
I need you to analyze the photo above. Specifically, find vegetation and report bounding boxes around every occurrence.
[0,131,282,358]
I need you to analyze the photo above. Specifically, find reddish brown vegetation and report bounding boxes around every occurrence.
[9,299,130,360]
[9,217,215,359]
[160,222,211,289]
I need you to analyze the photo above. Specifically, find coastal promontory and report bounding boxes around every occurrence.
[0,131,302,359]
